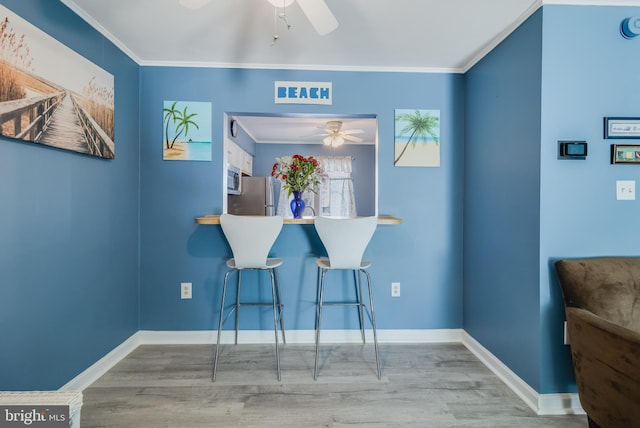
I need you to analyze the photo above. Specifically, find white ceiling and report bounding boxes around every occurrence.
[61,0,546,73]
[232,114,377,145]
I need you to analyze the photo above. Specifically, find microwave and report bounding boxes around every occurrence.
[227,164,241,195]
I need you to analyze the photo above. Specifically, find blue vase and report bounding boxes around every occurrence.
[290,190,306,219]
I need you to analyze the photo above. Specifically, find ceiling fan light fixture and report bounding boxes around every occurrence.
[323,135,344,147]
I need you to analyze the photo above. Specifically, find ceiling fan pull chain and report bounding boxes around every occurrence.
[272,1,292,43]
[272,7,280,43]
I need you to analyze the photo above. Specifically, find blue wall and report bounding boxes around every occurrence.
[538,5,640,394]
[464,10,543,391]
[139,66,465,332]
[465,4,640,394]
[0,0,140,390]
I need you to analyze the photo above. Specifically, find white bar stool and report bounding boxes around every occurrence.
[313,216,381,380]
[213,214,285,381]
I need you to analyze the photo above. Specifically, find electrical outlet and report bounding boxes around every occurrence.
[391,282,401,297]
[181,282,192,299]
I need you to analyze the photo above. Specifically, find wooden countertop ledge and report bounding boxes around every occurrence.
[195,215,402,225]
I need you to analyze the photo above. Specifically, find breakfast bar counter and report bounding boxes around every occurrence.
[195,215,402,225]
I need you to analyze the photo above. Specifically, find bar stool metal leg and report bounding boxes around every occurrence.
[273,267,286,344]
[269,269,281,381]
[354,271,366,344]
[235,271,242,345]
[363,269,381,379]
[314,268,327,380]
[213,270,232,382]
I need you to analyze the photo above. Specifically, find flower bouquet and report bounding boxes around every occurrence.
[271,154,326,218]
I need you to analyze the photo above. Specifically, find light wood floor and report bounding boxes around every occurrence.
[81,343,587,427]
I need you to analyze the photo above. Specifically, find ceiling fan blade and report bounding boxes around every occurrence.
[342,129,365,135]
[296,0,339,36]
[343,134,363,143]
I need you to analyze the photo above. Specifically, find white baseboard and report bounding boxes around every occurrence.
[461,331,584,416]
[59,328,584,416]
[59,332,143,392]
[135,328,463,345]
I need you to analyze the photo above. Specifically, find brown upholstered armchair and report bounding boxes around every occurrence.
[555,257,640,428]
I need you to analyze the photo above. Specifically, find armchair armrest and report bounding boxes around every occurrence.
[566,307,640,427]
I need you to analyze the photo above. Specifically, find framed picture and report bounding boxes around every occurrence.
[611,144,640,164]
[394,109,440,167]
[162,101,212,161]
[604,117,640,139]
[0,5,114,159]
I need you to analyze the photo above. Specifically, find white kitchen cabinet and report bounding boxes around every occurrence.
[240,151,253,176]
[225,140,253,176]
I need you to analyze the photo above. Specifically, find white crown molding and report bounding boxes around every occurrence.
[59,0,143,64]
[543,0,640,5]
[462,0,640,72]
[462,1,543,73]
[138,60,462,74]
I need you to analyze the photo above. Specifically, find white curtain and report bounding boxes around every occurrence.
[317,156,357,217]
[275,156,357,218]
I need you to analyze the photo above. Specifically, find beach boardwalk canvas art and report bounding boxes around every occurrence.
[163,100,211,161]
[394,109,440,167]
[0,5,114,159]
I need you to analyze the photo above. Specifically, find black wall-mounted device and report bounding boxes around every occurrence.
[558,141,588,159]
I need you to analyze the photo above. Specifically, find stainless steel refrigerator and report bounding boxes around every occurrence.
[227,176,279,216]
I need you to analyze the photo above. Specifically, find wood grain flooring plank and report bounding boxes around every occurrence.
[81,344,587,428]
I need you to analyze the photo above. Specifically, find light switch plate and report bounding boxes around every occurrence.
[616,180,636,200]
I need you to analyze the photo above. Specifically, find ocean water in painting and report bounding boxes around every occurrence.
[186,141,212,161]
[394,135,439,143]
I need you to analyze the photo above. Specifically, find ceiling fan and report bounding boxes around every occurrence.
[315,121,364,147]
[267,0,338,36]
[178,0,338,37]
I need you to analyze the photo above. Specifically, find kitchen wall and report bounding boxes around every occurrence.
[139,66,465,332]
[0,0,140,390]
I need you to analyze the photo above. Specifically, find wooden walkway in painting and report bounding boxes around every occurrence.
[38,91,91,155]
[0,90,114,158]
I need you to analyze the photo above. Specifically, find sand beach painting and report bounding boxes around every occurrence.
[394,109,440,167]
[163,100,211,161]
[0,5,114,159]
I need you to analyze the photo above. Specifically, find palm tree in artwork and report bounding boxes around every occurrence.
[163,101,181,149]
[170,107,200,149]
[164,102,200,149]
[394,110,440,165]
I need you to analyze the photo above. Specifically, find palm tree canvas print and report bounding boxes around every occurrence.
[394,109,440,167]
[163,100,211,161]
